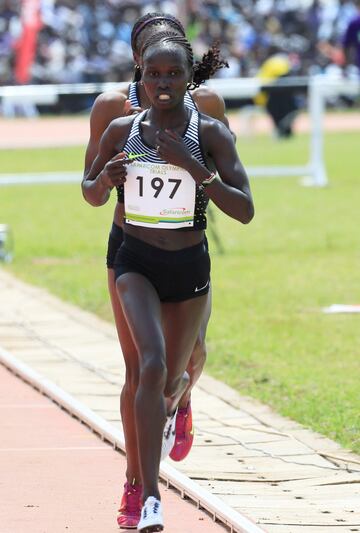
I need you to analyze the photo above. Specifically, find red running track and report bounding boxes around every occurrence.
[0,365,226,533]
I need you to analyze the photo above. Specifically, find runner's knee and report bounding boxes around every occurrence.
[139,354,167,390]
[123,367,140,395]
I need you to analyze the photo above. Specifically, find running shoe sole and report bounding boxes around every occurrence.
[138,526,163,532]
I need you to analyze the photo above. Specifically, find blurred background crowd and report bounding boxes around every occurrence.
[1,0,360,86]
[1,0,359,127]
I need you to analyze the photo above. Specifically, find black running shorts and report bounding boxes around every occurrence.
[113,233,211,302]
[106,223,124,269]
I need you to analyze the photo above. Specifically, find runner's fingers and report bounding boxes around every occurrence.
[156,131,174,157]
[108,174,127,186]
[164,128,180,140]
[107,165,127,177]
[111,152,127,161]
[156,144,164,156]
[158,131,180,151]
[109,153,134,165]
[114,177,127,185]
[107,159,132,170]
[156,130,168,144]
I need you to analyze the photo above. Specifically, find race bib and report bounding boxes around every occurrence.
[124,161,196,229]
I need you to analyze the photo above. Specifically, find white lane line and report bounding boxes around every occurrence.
[0,172,81,186]
[0,447,110,452]
[0,404,56,408]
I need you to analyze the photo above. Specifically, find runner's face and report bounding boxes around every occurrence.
[141,45,192,109]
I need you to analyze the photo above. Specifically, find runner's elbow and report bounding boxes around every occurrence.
[81,185,106,207]
[241,202,255,224]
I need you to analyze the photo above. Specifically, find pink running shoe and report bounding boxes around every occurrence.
[117,481,142,529]
[169,401,194,462]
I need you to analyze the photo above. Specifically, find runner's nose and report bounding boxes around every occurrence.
[158,76,171,89]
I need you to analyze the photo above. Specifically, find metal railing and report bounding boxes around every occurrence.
[1,76,359,187]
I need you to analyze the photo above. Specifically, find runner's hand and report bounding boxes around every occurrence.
[99,152,132,188]
[155,129,193,169]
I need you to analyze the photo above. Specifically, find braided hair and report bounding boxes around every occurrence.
[141,31,229,89]
[131,12,185,53]
[131,14,186,82]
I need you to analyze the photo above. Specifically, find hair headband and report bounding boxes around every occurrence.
[132,16,183,43]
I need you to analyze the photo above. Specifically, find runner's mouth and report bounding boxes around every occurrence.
[158,94,171,101]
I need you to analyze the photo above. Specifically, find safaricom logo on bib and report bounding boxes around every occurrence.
[160,208,191,216]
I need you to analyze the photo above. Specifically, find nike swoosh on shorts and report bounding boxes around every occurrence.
[194,280,210,293]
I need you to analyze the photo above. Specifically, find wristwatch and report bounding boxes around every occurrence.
[198,172,218,191]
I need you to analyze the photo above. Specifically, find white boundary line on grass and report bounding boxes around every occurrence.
[0,346,265,533]
[0,172,81,185]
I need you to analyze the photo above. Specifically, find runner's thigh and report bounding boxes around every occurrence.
[162,295,208,382]
[116,272,165,364]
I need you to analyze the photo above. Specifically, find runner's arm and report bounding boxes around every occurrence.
[82,121,130,207]
[185,119,253,224]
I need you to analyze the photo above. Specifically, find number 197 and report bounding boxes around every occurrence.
[136,176,181,199]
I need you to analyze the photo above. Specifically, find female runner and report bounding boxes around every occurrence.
[83,12,234,529]
[82,31,253,532]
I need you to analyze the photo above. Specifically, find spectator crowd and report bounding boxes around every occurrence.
[1,0,359,87]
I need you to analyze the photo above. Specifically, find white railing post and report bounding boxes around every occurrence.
[308,77,328,187]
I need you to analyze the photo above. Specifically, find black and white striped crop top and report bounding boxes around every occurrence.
[116,82,198,204]
[120,108,209,231]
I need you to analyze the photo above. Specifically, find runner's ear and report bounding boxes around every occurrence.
[133,64,142,82]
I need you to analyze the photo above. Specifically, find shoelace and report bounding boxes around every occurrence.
[164,413,175,439]
[142,500,159,519]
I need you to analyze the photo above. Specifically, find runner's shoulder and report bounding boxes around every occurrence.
[105,113,138,138]
[199,111,232,145]
[192,86,226,119]
[91,87,130,122]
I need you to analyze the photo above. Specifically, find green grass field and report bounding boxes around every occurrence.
[1,131,359,453]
